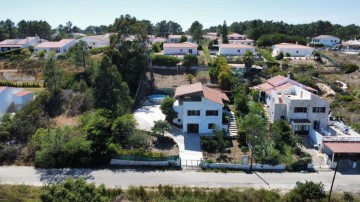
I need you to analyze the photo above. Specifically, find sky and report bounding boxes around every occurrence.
[1,0,360,30]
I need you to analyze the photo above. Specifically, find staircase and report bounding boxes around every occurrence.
[227,111,238,137]
[263,105,273,123]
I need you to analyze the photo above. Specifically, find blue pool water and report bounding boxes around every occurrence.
[148,94,166,104]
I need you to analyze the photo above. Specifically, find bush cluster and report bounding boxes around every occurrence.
[151,54,180,67]
[0,81,41,88]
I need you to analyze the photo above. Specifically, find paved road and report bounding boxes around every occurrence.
[1,166,360,193]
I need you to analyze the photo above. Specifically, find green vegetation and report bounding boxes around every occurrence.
[209,56,233,89]
[179,34,188,42]
[342,63,359,73]
[256,33,307,47]
[256,48,278,63]
[0,80,41,88]
[222,21,229,44]
[151,54,180,66]
[160,97,177,122]
[88,46,108,55]
[67,40,90,72]
[201,128,231,156]
[182,54,198,69]
[1,179,357,202]
[189,21,203,42]
[151,120,172,138]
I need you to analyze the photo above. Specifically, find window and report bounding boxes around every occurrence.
[294,107,307,113]
[313,120,320,129]
[296,50,299,53]
[295,125,309,131]
[206,110,218,116]
[313,107,326,113]
[187,110,200,116]
[208,123,215,129]
[238,49,240,53]
[180,49,182,52]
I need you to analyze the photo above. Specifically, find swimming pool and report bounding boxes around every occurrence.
[148,94,167,104]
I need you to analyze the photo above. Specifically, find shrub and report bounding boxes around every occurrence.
[151,54,180,67]
[275,52,284,60]
[182,54,198,68]
[56,54,67,60]
[89,47,107,55]
[37,50,45,59]
[179,35,188,43]
[197,44,203,50]
[0,48,23,57]
[257,33,307,47]
[342,63,359,73]
[340,95,354,102]
[160,97,177,122]
[152,43,161,53]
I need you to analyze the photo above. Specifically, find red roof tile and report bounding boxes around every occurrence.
[163,42,197,48]
[274,82,294,91]
[174,83,229,105]
[14,91,33,96]
[324,142,360,154]
[267,75,287,86]
[0,86,7,93]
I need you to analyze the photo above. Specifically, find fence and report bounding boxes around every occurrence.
[110,155,180,167]
[202,162,286,171]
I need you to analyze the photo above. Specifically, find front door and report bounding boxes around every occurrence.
[189,49,193,54]
[187,124,199,133]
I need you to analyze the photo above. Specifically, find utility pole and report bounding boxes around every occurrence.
[328,153,339,202]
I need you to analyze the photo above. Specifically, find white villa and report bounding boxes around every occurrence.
[228,39,254,45]
[77,35,110,48]
[272,43,314,57]
[342,39,360,52]
[0,87,33,116]
[218,44,255,56]
[163,42,198,55]
[147,35,167,44]
[0,36,42,52]
[34,39,76,54]
[172,83,229,133]
[227,33,246,40]
[168,35,193,43]
[312,35,340,47]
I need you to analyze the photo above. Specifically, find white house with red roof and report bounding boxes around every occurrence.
[34,39,76,54]
[0,36,42,52]
[312,35,340,47]
[272,43,314,57]
[163,42,198,55]
[218,43,256,56]
[77,35,110,48]
[172,83,229,133]
[0,87,33,116]
[227,33,246,40]
[168,35,193,43]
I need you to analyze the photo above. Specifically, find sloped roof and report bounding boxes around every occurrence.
[227,33,245,38]
[273,43,314,50]
[324,142,360,154]
[219,43,254,49]
[314,35,339,39]
[0,87,7,93]
[35,39,75,48]
[14,91,33,96]
[267,75,287,86]
[163,42,197,48]
[174,83,229,105]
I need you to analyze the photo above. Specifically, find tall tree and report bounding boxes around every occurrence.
[43,56,64,93]
[4,19,15,38]
[222,20,229,44]
[17,20,28,38]
[92,56,133,116]
[68,40,90,73]
[168,21,183,34]
[189,21,203,42]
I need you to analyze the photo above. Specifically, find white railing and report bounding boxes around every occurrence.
[323,136,360,142]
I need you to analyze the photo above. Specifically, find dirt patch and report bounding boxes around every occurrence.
[203,140,248,163]
[53,115,79,127]
[149,136,179,156]
[153,69,210,89]
[316,82,336,101]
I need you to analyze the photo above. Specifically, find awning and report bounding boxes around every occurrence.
[324,142,360,154]
[291,119,311,124]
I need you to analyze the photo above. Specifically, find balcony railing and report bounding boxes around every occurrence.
[323,136,360,142]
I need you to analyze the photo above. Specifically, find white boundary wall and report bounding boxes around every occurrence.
[202,162,286,171]
[110,159,180,167]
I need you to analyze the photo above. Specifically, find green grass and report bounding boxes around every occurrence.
[256,48,278,63]
[0,184,41,202]
[23,87,45,93]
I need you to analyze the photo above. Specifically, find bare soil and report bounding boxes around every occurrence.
[149,136,179,156]
[53,115,79,127]
[153,69,210,89]
[203,140,249,163]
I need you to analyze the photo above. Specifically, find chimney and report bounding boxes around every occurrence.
[300,90,303,99]
[296,41,298,44]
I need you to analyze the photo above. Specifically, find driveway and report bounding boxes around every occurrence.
[133,104,203,167]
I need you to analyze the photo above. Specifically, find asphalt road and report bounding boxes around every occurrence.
[1,166,360,193]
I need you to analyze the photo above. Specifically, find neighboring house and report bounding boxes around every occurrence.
[0,36,42,52]
[342,39,360,52]
[34,39,76,54]
[312,35,340,47]
[227,33,246,40]
[203,32,218,40]
[0,87,33,116]
[77,35,110,48]
[71,32,86,38]
[147,35,167,44]
[218,44,255,56]
[163,42,198,55]
[228,39,254,45]
[272,43,314,57]
[168,35,193,43]
[172,83,229,133]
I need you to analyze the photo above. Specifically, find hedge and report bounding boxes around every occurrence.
[0,81,42,88]
[342,63,359,73]
[89,46,108,55]
[0,48,24,57]
[151,54,180,67]
[256,34,307,47]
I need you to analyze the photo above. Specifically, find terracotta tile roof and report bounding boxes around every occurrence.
[313,35,338,39]
[163,42,197,48]
[274,82,294,91]
[219,44,254,49]
[227,33,245,38]
[267,75,287,86]
[0,86,7,93]
[14,91,33,96]
[254,83,273,91]
[85,35,110,42]
[324,142,360,154]
[35,39,75,48]
[174,83,229,105]
[273,43,314,50]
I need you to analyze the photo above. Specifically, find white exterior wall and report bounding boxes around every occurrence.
[164,47,197,55]
[219,47,255,56]
[0,87,23,116]
[314,36,340,46]
[173,98,224,133]
[35,41,76,54]
[272,47,314,57]
[78,37,109,48]
[14,93,34,110]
